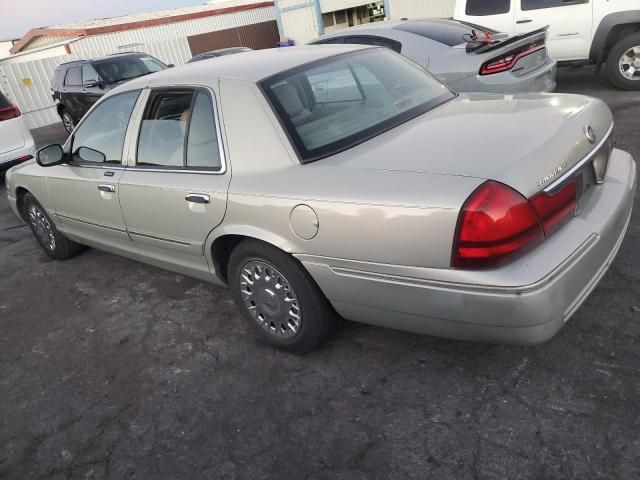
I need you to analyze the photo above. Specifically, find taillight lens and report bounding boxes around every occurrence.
[453,181,545,268]
[530,181,577,237]
[479,43,545,75]
[0,105,21,121]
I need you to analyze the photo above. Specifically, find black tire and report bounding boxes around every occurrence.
[21,193,85,260]
[60,109,76,134]
[606,33,640,91]
[228,239,336,353]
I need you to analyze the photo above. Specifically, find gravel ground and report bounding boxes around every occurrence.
[1,66,639,480]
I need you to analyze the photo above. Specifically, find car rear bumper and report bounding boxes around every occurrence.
[297,149,636,344]
[451,59,557,94]
[0,136,36,170]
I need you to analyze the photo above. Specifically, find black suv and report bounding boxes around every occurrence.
[51,52,170,133]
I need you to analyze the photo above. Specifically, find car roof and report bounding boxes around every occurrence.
[120,44,372,90]
[57,52,151,68]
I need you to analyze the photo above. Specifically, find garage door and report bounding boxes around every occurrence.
[187,21,280,56]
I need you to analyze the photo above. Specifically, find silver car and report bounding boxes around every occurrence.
[5,46,635,353]
[309,18,557,93]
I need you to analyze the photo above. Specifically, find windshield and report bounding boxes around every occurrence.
[93,56,167,83]
[260,48,454,163]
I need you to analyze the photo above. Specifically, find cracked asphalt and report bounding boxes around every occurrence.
[1,66,639,480]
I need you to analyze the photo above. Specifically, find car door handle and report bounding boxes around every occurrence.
[98,184,115,193]
[185,193,210,204]
[516,19,533,24]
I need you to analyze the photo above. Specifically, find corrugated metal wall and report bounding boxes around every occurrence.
[187,20,280,55]
[280,6,320,45]
[318,0,368,14]
[0,6,277,129]
[387,0,456,19]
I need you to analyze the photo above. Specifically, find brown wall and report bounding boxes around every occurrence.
[187,21,280,56]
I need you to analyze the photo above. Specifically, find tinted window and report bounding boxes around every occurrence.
[395,19,497,47]
[343,36,402,53]
[261,49,454,163]
[312,37,344,45]
[187,92,221,169]
[93,56,167,83]
[64,67,82,86]
[0,92,10,108]
[522,0,587,10]
[72,91,139,164]
[82,64,100,85]
[466,0,510,15]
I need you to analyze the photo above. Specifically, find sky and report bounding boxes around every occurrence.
[1,0,210,39]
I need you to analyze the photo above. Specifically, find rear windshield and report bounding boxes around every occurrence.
[93,56,167,83]
[0,91,10,108]
[260,48,454,163]
[394,19,497,47]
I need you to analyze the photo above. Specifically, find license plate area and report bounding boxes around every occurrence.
[575,163,598,214]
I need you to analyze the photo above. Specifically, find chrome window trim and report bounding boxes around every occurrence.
[543,121,614,194]
[128,84,228,176]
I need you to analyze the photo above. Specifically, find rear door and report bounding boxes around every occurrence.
[455,0,515,34]
[0,92,25,153]
[118,86,230,278]
[513,0,593,60]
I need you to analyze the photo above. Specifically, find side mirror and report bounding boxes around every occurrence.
[167,64,175,68]
[36,144,65,167]
[84,80,104,89]
[76,146,106,163]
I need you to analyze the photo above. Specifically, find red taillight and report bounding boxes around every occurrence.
[453,181,544,269]
[530,181,577,237]
[0,105,21,121]
[479,43,545,75]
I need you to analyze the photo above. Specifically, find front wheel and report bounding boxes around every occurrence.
[228,239,336,353]
[22,193,85,260]
[606,33,640,90]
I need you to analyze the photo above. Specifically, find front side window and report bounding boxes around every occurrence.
[522,0,587,10]
[82,64,100,85]
[261,49,454,163]
[64,67,82,86]
[71,90,140,164]
[466,0,510,16]
[137,89,222,171]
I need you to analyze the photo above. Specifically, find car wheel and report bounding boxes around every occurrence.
[60,110,75,134]
[228,239,336,353]
[22,193,85,260]
[606,33,640,90]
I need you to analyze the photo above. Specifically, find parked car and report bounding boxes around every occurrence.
[0,91,36,171]
[187,47,253,63]
[51,52,170,134]
[6,46,636,353]
[309,18,556,93]
[454,0,640,90]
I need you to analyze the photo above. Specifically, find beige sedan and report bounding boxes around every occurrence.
[5,45,636,352]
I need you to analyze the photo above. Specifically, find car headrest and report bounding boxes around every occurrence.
[272,83,306,118]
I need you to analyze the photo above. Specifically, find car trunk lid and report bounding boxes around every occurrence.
[325,92,613,199]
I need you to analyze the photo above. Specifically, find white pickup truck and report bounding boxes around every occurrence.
[454,0,640,90]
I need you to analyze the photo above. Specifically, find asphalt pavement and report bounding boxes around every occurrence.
[1,66,639,480]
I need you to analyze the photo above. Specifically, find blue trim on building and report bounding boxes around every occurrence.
[383,0,390,19]
[312,0,325,36]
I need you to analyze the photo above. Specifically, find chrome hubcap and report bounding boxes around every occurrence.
[618,46,640,81]
[239,261,302,338]
[62,113,74,132]
[28,205,56,251]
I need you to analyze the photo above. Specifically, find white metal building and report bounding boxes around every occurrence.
[0,0,278,129]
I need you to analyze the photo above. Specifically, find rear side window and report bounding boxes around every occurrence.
[342,36,402,53]
[64,67,82,86]
[522,0,587,10]
[395,19,495,47]
[465,0,511,15]
[137,89,222,171]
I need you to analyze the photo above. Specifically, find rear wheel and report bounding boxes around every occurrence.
[60,110,76,134]
[606,33,640,90]
[22,193,85,260]
[228,239,336,353]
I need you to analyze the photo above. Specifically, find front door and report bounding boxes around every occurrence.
[513,0,593,61]
[46,90,141,252]
[118,87,231,279]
